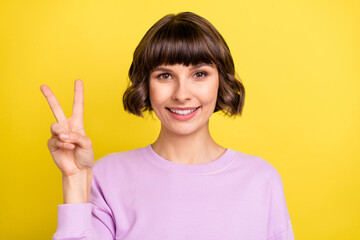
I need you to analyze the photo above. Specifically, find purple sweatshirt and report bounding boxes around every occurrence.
[53,144,295,239]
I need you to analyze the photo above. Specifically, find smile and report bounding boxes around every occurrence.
[165,107,201,121]
[167,107,200,115]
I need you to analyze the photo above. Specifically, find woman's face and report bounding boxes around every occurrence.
[149,63,219,136]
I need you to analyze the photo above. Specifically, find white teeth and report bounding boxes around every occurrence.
[169,108,198,115]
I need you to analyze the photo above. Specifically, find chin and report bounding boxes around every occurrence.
[171,129,196,136]
[166,124,204,136]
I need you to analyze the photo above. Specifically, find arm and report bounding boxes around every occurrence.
[266,169,295,240]
[53,173,115,240]
[40,80,114,239]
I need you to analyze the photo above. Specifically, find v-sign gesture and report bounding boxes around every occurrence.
[40,79,94,178]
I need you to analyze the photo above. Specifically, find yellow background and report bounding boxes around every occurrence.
[0,0,359,239]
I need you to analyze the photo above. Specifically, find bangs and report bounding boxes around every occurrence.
[144,20,218,72]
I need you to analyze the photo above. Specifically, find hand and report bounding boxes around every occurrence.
[40,79,94,177]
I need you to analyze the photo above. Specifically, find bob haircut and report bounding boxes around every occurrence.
[123,12,245,117]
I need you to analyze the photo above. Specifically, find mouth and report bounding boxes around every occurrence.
[166,106,201,115]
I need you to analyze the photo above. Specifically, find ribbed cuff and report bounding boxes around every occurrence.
[56,203,93,233]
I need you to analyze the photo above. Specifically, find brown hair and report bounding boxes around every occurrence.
[123,12,245,117]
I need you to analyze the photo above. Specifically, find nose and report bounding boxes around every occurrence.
[172,78,192,102]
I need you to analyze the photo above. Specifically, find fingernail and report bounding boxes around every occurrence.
[61,133,68,139]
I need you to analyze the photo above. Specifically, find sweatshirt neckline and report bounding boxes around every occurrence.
[141,144,237,175]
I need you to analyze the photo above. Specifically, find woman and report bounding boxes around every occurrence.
[41,12,294,240]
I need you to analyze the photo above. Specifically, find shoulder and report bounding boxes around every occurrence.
[92,146,147,176]
[230,149,282,182]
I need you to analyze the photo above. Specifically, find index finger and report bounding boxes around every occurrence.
[40,84,67,124]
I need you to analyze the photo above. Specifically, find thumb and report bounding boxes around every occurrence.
[59,131,92,150]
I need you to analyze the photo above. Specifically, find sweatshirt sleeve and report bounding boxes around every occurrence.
[52,173,115,240]
[266,169,295,240]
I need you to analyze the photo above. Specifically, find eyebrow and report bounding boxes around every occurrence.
[151,63,215,73]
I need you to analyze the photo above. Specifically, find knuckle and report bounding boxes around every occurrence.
[79,128,86,135]
[50,123,56,131]
[86,138,92,146]
[59,140,66,148]
[81,136,92,147]
[52,138,58,145]
[47,138,59,149]
[50,122,61,133]
[67,132,75,141]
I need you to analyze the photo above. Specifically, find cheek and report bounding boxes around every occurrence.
[149,82,169,108]
[197,81,219,104]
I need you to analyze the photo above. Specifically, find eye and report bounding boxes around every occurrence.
[194,71,207,78]
[157,73,172,80]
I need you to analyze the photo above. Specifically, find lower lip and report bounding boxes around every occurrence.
[167,107,200,121]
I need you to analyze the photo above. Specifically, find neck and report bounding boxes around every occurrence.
[151,121,226,165]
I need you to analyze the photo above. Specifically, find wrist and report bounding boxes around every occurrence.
[62,169,93,204]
